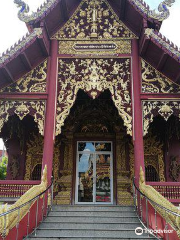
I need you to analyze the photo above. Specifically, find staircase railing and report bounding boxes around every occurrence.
[147,182,180,204]
[133,178,180,240]
[0,166,53,240]
[0,180,41,201]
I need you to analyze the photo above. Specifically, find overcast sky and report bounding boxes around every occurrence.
[0,0,179,149]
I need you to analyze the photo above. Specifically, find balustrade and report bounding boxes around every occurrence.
[0,181,40,199]
[147,182,180,204]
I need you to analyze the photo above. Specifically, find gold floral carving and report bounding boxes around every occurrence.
[130,134,165,182]
[0,100,46,135]
[116,135,126,173]
[54,136,73,205]
[143,101,180,135]
[25,135,60,191]
[24,133,44,180]
[141,59,180,93]
[0,165,47,237]
[10,154,20,180]
[1,60,47,93]
[56,58,132,136]
[139,167,180,237]
[116,134,133,205]
[59,40,131,55]
[53,141,61,192]
[169,156,180,182]
[52,0,136,40]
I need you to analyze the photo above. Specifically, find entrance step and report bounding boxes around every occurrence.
[27,205,157,239]
[39,222,142,230]
[48,211,138,217]
[52,205,135,211]
[27,238,157,240]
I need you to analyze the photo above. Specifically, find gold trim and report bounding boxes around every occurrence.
[0,100,46,136]
[59,40,131,55]
[56,58,132,136]
[141,59,180,94]
[52,0,137,40]
[130,134,165,182]
[24,133,43,180]
[143,101,180,136]
[0,166,47,237]
[0,60,47,93]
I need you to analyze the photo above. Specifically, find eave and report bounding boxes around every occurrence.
[0,0,179,90]
[0,28,50,89]
[27,0,160,38]
[140,29,180,84]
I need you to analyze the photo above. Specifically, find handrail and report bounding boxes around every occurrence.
[133,178,180,240]
[0,178,53,218]
[0,181,41,200]
[0,166,54,240]
[133,179,180,218]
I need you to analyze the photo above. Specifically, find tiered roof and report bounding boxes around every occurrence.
[0,0,179,89]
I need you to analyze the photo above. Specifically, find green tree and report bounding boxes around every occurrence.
[0,156,8,180]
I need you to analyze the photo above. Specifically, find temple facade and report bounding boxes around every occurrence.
[0,0,180,209]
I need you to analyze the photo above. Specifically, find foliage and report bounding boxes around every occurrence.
[0,156,8,180]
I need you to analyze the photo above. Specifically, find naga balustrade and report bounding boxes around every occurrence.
[147,182,180,205]
[133,179,180,240]
[0,181,40,201]
[0,170,53,240]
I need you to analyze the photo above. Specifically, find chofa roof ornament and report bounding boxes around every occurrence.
[14,0,175,23]
[14,0,57,23]
[148,0,175,21]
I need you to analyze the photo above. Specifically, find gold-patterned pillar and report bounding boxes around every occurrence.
[54,134,73,205]
[116,133,133,205]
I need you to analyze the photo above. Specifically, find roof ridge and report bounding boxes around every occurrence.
[14,0,59,23]
[129,0,175,21]
[0,28,42,65]
[14,0,175,24]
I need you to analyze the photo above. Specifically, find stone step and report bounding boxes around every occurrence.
[28,238,156,240]
[27,205,157,240]
[28,229,155,239]
[44,216,140,223]
[48,211,137,217]
[39,222,142,230]
[52,205,134,212]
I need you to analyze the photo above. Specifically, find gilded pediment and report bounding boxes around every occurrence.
[141,59,180,94]
[52,0,136,40]
[0,60,47,93]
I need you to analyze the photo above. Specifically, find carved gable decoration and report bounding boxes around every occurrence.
[143,101,180,135]
[0,60,47,93]
[141,59,180,94]
[0,100,46,135]
[56,58,132,136]
[52,0,136,40]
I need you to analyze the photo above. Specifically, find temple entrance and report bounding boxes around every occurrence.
[76,141,113,204]
[53,90,133,205]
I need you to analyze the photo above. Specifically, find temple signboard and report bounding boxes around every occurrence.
[59,40,131,55]
[73,43,117,51]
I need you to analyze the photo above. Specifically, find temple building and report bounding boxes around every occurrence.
[0,0,180,239]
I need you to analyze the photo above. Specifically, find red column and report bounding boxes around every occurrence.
[42,39,58,183]
[132,39,145,185]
